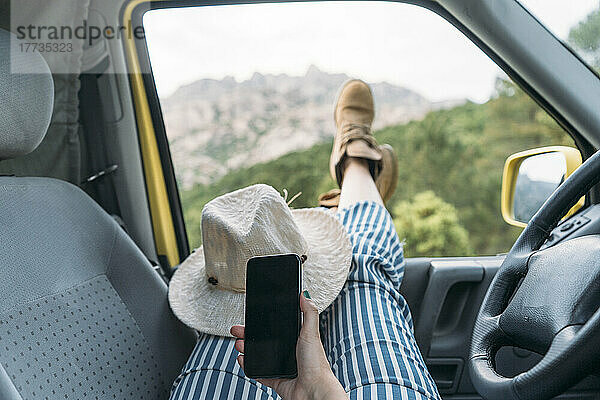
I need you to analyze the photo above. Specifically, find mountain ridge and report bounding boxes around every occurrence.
[162,65,463,188]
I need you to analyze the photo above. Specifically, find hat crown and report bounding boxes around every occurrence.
[201,184,308,292]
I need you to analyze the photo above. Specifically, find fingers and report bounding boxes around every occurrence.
[234,339,244,353]
[232,325,246,370]
[236,341,281,392]
[300,290,320,340]
[257,378,282,390]
[230,325,245,339]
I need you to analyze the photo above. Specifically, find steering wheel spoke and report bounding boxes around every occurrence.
[514,317,599,399]
[471,314,511,357]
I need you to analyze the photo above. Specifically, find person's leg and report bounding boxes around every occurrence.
[320,197,440,399]
[338,158,383,209]
[169,334,280,399]
[320,81,439,398]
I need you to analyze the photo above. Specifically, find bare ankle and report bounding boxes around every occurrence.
[338,157,383,208]
[343,157,370,173]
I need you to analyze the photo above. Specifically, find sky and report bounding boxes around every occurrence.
[144,1,598,102]
[521,152,566,183]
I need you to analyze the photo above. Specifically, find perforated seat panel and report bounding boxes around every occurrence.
[0,177,196,399]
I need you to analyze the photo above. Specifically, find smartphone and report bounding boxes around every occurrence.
[244,253,302,379]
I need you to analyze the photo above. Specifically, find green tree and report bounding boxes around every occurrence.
[568,5,600,68]
[392,191,473,257]
[181,87,572,253]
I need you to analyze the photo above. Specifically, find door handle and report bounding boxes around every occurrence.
[415,260,484,357]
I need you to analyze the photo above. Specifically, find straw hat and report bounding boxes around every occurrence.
[168,184,352,337]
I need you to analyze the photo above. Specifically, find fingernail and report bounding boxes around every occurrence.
[303,290,311,299]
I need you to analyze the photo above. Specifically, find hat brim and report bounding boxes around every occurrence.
[168,208,352,337]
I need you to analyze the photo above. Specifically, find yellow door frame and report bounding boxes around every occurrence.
[123,0,180,266]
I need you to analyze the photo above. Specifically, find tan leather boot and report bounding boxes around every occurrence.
[317,188,341,208]
[329,79,382,187]
[376,144,399,203]
[319,144,398,208]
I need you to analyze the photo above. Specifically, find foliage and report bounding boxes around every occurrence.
[393,191,472,257]
[180,80,574,256]
[568,6,600,68]
[178,10,598,256]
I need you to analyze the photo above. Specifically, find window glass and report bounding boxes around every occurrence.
[518,0,600,72]
[144,2,574,257]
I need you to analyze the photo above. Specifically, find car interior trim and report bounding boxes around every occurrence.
[121,0,181,267]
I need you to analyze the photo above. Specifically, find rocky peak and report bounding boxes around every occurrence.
[305,64,326,78]
[161,66,460,189]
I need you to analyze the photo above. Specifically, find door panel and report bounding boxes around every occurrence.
[400,257,600,399]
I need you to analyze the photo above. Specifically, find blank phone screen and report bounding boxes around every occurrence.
[244,254,301,379]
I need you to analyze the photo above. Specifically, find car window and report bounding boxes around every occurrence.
[518,0,600,73]
[143,1,575,257]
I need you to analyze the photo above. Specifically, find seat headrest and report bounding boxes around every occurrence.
[0,28,54,160]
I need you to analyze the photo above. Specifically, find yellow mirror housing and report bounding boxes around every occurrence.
[501,146,583,228]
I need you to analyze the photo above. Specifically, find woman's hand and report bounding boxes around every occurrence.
[231,291,347,400]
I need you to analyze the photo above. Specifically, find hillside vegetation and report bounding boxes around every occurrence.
[178,6,600,257]
[180,79,573,256]
[163,66,436,188]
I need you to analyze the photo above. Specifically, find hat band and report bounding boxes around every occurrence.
[206,274,246,293]
[205,254,308,293]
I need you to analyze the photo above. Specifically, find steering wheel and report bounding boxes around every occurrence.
[469,149,600,400]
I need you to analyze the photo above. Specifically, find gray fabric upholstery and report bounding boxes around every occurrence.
[0,364,21,400]
[0,276,163,398]
[0,177,197,398]
[0,29,54,160]
[0,26,196,400]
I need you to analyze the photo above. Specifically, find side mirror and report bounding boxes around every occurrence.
[501,146,583,228]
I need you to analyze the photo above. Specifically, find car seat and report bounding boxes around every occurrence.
[0,28,196,399]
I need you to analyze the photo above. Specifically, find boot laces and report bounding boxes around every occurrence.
[340,124,378,148]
